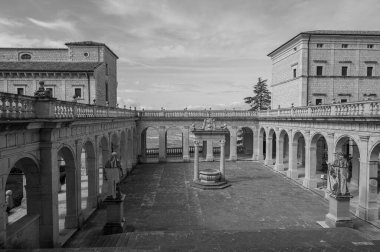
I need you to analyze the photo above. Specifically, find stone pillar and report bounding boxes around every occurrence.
[356,136,377,221]
[182,126,190,162]
[206,140,214,161]
[287,130,298,179]
[264,131,273,165]
[324,133,335,198]
[274,129,284,171]
[87,154,97,209]
[220,139,226,180]
[258,128,264,161]
[229,126,238,161]
[74,140,84,226]
[133,130,138,166]
[303,132,318,188]
[141,130,146,162]
[0,170,6,248]
[39,140,60,247]
[252,128,259,160]
[193,140,200,181]
[158,126,166,162]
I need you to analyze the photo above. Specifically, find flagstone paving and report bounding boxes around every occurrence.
[64,161,380,250]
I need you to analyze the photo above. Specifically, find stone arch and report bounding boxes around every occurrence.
[166,126,183,159]
[141,127,159,161]
[288,131,306,179]
[334,134,361,196]
[98,135,109,196]
[110,132,120,154]
[57,145,78,231]
[237,126,254,160]
[80,140,97,213]
[126,128,133,172]
[275,129,290,171]
[119,130,127,175]
[3,156,43,248]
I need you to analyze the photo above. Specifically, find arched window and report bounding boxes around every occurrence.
[20,54,32,60]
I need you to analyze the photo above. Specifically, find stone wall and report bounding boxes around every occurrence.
[0,49,68,62]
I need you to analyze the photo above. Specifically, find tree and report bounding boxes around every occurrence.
[244,77,271,111]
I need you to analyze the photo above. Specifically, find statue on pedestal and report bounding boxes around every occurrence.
[104,152,123,199]
[328,152,350,196]
[202,118,216,130]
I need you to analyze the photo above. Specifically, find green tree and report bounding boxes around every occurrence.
[244,77,271,111]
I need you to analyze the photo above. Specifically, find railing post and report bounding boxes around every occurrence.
[34,98,57,119]
[330,104,336,116]
[363,102,371,115]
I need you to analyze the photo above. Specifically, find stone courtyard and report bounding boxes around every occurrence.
[64,161,380,251]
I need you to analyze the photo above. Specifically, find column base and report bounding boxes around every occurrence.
[302,178,318,189]
[183,155,190,162]
[229,155,237,161]
[274,163,284,171]
[158,157,167,163]
[355,204,379,221]
[287,169,298,179]
[325,194,353,228]
[64,214,79,229]
[264,159,273,165]
[205,156,214,162]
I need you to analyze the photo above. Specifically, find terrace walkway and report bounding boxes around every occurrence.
[62,161,380,251]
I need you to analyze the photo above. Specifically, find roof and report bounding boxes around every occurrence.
[267,30,380,57]
[0,61,102,72]
[65,41,119,59]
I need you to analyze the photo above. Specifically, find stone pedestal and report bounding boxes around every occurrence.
[325,194,353,228]
[103,194,127,235]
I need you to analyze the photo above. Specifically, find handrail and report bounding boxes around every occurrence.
[2,91,380,121]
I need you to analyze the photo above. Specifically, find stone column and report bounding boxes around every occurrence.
[258,128,264,161]
[39,140,60,247]
[75,140,84,227]
[133,130,138,166]
[141,130,146,162]
[274,128,284,171]
[325,133,335,198]
[182,126,190,162]
[193,140,200,181]
[206,140,214,161]
[87,154,97,209]
[303,131,318,188]
[229,126,238,161]
[356,136,377,221]
[264,131,273,165]
[287,130,298,179]
[252,127,259,160]
[158,126,167,162]
[220,139,226,180]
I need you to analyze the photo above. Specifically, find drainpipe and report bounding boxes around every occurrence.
[306,34,311,106]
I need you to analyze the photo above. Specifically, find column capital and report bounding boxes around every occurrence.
[327,132,334,138]
[359,135,370,142]
[159,125,166,130]
[194,140,200,146]
[220,139,226,146]
[275,127,280,132]
[183,125,189,129]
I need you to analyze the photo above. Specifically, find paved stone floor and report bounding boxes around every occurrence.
[62,161,380,251]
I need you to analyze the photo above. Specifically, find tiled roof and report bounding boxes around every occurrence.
[0,61,102,72]
[65,41,119,59]
[268,30,380,57]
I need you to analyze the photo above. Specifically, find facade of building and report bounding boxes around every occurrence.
[268,30,380,108]
[0,41,118,107]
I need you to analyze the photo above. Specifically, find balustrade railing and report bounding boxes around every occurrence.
[0,92,136,120]
[2,91,380,121]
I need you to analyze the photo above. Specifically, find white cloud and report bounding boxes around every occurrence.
[0,32,62,48]
[27,18,77,33]
[140,44,194,59]
[0,17,23,27]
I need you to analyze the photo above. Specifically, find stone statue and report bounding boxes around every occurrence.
[190,123,196,131]
[104,152,123,199]
[34,81,52,98]
[328,152,350,196]
[202,118,216,130]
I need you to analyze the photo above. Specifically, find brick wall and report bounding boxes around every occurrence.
[0,49,68,62]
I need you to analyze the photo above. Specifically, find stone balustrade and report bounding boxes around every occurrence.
[2,91,380,121]
[0,92,136,120]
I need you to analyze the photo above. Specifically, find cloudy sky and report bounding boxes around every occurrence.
[1,0,379,109]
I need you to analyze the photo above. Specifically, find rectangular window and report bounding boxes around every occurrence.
[342,44,348,48]
[315,99,322,105]
[341,99,348,103]
[316,66,323,76]
[367,44,374,49]
[317,44,323,48]
[105,83,109,102]
[341,66,348,76]
[293,68,297,78]
[17,87,24,95]
[74,88,82,98]
[367,66,373,77]
[46,88,53,97]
